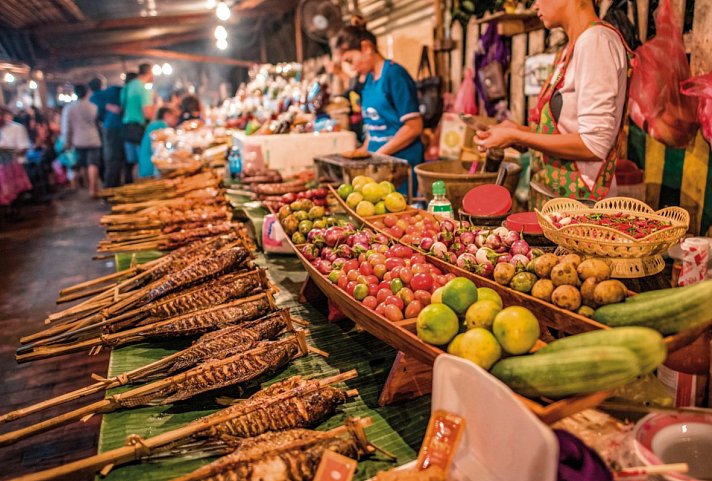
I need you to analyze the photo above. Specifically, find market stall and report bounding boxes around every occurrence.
[1,0,712,479]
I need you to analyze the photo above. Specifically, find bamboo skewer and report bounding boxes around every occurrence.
[10,371,359,481]
[17,293,276,362]
[57,267,138,297]
[3,309,294,424]
[4,331,310,445]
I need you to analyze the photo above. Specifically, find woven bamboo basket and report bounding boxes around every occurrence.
[536,198,689,277]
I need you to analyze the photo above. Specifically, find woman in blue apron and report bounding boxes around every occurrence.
[334,25,424,196]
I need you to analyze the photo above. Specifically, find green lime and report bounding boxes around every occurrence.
[417,303,459,345]
[374,201,387,215]
[337,184,354,200]
[441,277,478,314]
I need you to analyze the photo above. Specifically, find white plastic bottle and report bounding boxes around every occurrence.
[427,180,454,219]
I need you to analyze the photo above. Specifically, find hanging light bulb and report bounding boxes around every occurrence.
[29,80,38,89]
[206,0,216,7]
[162,63,173,75]
[216,38,229,50]
[216,1,230,21]
[152,64,162,76]
[4,72,15,83]
[214,25,227,40]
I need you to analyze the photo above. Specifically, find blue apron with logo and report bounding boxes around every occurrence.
[361,61,424,196]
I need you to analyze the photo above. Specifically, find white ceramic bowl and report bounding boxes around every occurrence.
[633,412,712,481]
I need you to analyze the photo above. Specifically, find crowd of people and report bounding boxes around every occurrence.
[0,62,202,216]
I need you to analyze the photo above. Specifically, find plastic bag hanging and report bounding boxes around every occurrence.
[452,68,478,115]
[628,0,698,148]
[681,71,712,144]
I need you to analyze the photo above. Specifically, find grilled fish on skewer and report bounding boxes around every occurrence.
[1,333,309,446]
[0,311,293,426]
[171,424,367,481]
[5,372,357,481]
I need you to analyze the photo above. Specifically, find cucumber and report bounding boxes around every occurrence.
[491,346,641,398]
[624,287,677,303]
[535,327,666,374]
[593,280,712,335]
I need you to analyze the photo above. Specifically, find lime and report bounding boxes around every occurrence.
[374,201,387,215]
[337,184,353,200]
[492,306,540,355]
[352,175,375,192]
[361,182,387,203]
[447,333,465,356]
[380,180,396,194]
[416,303,459,345]
[353,284,369,301]
[441,277,478,314]
[456,328,502,370]
[384,192,407,212]
[465,300,502,330]
[477,287,503,308]
[346,192,363,209]
[355,201,375,217]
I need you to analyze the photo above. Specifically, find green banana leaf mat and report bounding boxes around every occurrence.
[100,253,431,480]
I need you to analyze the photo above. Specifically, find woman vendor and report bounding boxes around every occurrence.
[334,25,424,196]
[476,0,631,209]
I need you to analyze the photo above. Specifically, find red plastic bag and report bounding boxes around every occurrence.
[681,72,712,144]
[628,0,698,148]
[452,68,478,115]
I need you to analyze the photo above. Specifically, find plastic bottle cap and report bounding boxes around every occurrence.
[432,180,446,196]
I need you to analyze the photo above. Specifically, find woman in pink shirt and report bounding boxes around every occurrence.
[477,0,631,209]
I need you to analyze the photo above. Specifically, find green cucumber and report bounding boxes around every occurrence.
[535,327,666,374]
[593,280,712,335]
[491,346,641,398]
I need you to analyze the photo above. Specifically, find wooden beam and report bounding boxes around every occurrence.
[637,0,650,41]
[670,0,686,29]
[295,4,304,63]
[509,33,527,124]
[50,30,209,58]
[112,48,256,68]
[0,2,33,28]
[55,0,87,21]
[690,0,712,75]
[34,1,292,36]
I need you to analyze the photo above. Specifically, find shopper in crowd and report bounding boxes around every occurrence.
[1,106,31,160]
[333,25,424,196]
[121,63,155,183]
[475,0,630,209]
[169,88,186,111]
[138,107,178,179]
[93,75,127,188]
[0,106,32,215]
[177,95,202,126]
[87,77,105,182]
[64,84,102,197]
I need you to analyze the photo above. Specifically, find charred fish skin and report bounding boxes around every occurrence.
[146,247,249,302]
[202,383,348,441]
[147,270,266,320]
[168,313,289,373]
[162,340,301,404]
[178,431,359,481]
[147,296,274,338]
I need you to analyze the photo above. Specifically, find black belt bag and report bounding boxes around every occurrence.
[122,122,145,144]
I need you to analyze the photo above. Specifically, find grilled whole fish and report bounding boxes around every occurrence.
[199,378,347,442]
[121,336,304,407]
[172,429,360,481]
[167,310,291,373]
[140,294,275,338]
[146,247,249,302]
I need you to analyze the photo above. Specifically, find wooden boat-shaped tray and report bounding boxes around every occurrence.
[289,235,619,424]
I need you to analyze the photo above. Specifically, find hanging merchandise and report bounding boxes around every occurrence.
[475,23,510,117]
[416,46,444,129]
[603,0,641,51]
[628,0,698,148]
[453,68,478,116]
[681,71,712,144]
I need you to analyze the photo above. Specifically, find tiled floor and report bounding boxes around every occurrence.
[0,193,113,480]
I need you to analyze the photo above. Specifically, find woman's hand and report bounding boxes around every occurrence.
[475,124,521,149]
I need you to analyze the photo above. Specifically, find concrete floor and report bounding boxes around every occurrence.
[0,193,113,480]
